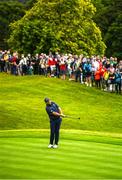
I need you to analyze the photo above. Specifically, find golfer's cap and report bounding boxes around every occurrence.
[44,97,50,103]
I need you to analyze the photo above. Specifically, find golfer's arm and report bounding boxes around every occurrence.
[58,107,62,115]
[58,107,65,117]
[52,107,65,117]
[52,112,61,117]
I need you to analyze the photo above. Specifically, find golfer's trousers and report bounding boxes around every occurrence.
[50,118,62,145]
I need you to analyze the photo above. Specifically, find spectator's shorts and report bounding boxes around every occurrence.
[60,69,66,75]
[86,72,92,77]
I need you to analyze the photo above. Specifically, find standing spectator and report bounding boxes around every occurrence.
[0,51,5,72]
[69,56,77,81]
[94,68,101,88]
[81,57,87,84]
[75,59,82,83]
[67,55,74,80]
[55,58,60,78]
[33,54,40,75]
[108,71,115,92]
[39,58,46,76]
[59,57,67,80]
[105,59,110,69]
[115,69,121,94]
[103,69,110,91]
[92,57,100,72]
[3,51,9,73]
[47,56,56,77]
[109,64,115,74]
[118,60,122,91]
[100,65,107,90]
[91,65,95,87]
[84,60,92,87]
[26,54,33,75]
[113,57,118,68]
[19,54,27,75]
[11,52,18,75]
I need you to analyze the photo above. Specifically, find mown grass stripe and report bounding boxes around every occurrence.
[0,158,121,179]
[1,138,122,152]
[1,144,122,162]
[0,160,121,178]
[1,145,122,169]
[1,140,122,159]
[1,139,122,158]
[1,152,122,172]
[1,150,122,168]
[0,137,122,179]
[1,156,122,174]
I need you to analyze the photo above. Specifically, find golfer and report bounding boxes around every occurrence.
[44,98,65,148]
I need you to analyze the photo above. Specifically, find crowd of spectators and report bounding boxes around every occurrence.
[0,50,122,94]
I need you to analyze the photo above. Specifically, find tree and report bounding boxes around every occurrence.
[8,0,106,55]
[105,14,122,58]
[25,0,37,9]
[92,0,122,59]
[0,1,25,49]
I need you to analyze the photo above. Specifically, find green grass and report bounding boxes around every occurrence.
[0,73,122,179]
[0,73,122,132]
[0,130,122,179]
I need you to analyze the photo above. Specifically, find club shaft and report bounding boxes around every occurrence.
[65,116,80,119]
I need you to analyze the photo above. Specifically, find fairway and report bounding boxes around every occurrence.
[0,130,122,179]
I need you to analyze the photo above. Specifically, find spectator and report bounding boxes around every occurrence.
[94,68,101,88]
[84,60,92,87]
[19,54,27,76]
[103,69,110,91]
[0,50,121,95]
[108,70,115,92]
[59,57,67,80]
[100,65,107,90]
[75,59,82,83]
[115,69,121,94]
[11,52,18,75]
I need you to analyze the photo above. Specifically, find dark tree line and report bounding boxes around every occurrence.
[92,0,122,59]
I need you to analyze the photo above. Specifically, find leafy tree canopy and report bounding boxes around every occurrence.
[92,0,122,59]
[8,0,106,55]
[0,1,25,49]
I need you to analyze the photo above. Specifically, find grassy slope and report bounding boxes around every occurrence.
[0,73,122,132]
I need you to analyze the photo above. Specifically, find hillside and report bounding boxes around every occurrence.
[0,73,122,133]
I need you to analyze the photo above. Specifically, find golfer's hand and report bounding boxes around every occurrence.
[60,114,66,118]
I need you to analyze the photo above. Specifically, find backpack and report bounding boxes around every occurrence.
[115,73,121,83]
[85,64,91,73]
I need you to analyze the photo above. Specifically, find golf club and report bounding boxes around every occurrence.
[64,115,80,120]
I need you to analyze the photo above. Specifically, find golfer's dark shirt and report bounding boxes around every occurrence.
[46,102,60,121]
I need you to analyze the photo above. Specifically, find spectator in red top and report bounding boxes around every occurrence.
[100,65,107,90]
[47,56,56,77]
[59,57,67,80]
[11,52,18,75]
[94,68,101,88]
